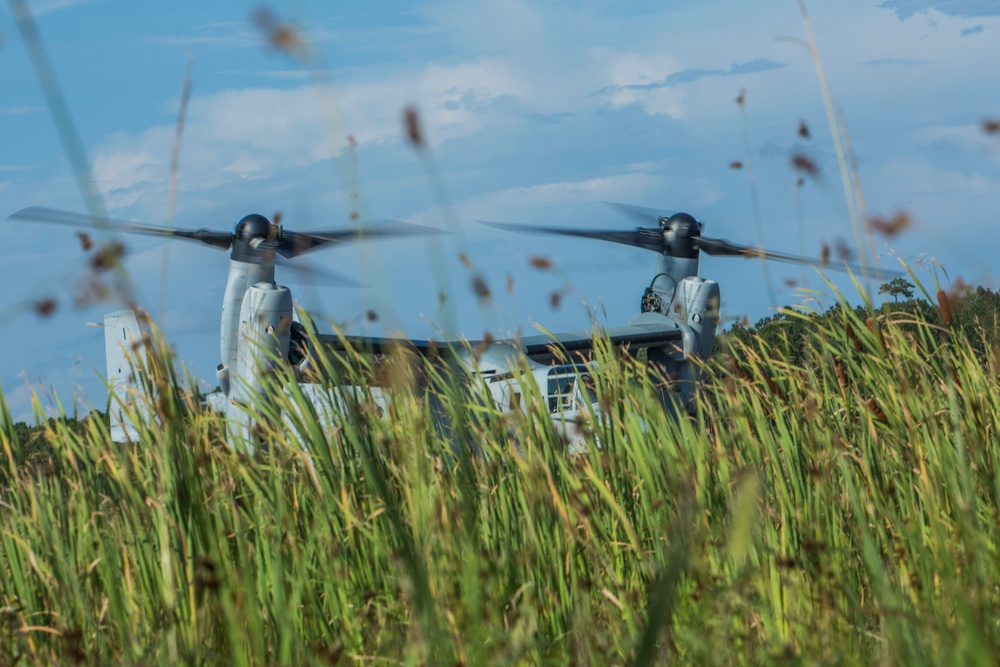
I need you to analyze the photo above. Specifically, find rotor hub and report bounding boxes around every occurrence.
[664,212,700,237]
[662,212,701,259]
[235,214,272,242]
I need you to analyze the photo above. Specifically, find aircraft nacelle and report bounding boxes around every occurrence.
[629,276,720,415]
[229,281,294,442]
[666,276,720,360]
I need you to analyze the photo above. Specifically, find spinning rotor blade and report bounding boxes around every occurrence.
[270,255,364,287]
[483,217,903,278]
[694,235,896,276]
[480,220,668,253]
[9,206,234,250]
[275,220,447,259]
[603,201,680,225]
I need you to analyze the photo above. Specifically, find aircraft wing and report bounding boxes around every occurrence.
[315,334,444,356]
[517,323,682,355]
[316,317,683,365]
[515,320,684,364]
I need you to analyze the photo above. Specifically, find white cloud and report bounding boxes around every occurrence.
[84,30,701,218]
[0,106,43,116]
[420,0,548,56]
[89,87,331,205]
[457,172,667,223]
[92,130,171,191]
[146,22,260,48]
[590,48,687,118]
[86,58,533,214]
[28,0,101,18]
[880,0,1000,20]
[914,122,1000,160]
[341,58,527,146]
[85,2,899,219]
[890,157,995,193]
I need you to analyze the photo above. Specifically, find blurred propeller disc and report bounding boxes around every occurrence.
[603,201,680,225]
[481,213,902,278]
[9,207,447,261]
[9,206,235,250]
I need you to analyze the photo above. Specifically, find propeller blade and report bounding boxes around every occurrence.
[695,235,903,277]
[277,219,447,258]
[9,206,233,250]
[691,235,753,257]
[483,217,904,278]
[480,220,667,252]
[603,201,680,224]
[271,255,364,288]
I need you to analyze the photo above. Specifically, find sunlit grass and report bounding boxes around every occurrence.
[1,300,999,665]
[5,2,999,664]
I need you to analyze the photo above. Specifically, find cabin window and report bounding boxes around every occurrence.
[546,365,597,413]
[580,373,598,405]
[548,376,577,413]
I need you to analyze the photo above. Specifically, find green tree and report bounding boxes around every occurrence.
[952,286,1000,356]
[879,277,915,302]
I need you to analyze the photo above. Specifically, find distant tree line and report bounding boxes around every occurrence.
[716,279,1000,366]
[1,411,107,486]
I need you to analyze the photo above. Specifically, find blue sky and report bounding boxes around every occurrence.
[1,0,998,422]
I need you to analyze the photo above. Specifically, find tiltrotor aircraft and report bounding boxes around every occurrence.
[9,203,878,448]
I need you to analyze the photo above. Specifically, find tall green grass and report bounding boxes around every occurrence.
[2,296,999,666]
[5,4,998,664]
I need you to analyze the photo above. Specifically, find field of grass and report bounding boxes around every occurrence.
[2,296,999,666]
[4,4,999,664]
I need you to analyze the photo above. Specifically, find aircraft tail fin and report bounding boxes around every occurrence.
[104,309,150,442]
